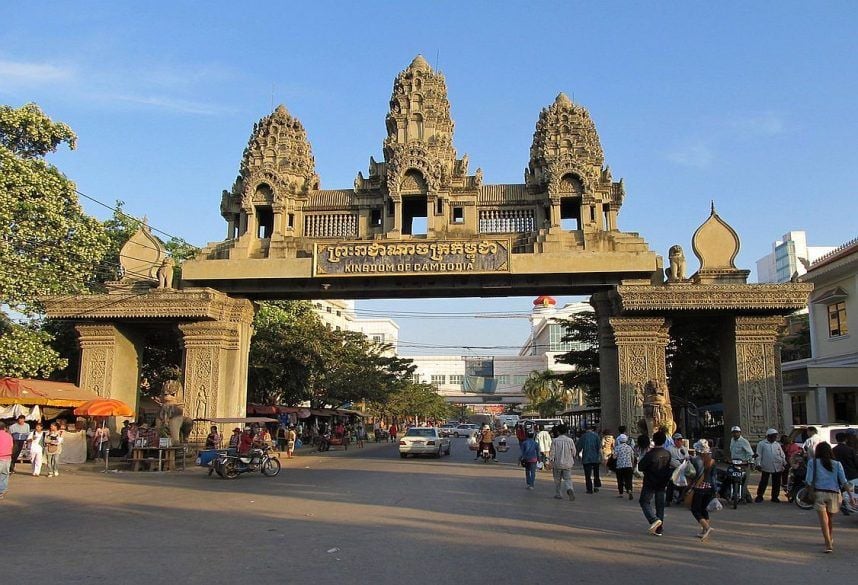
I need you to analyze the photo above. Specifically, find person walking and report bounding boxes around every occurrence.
[0,422,13,499]
[550,424,577,501]
[9,415,29,474]
[806,442,853,553]
[44,423,63,477]
[688,439,718,540]
[93,424,110,461]
[286,426,297,458]
[535,425,552,470]
[520,430,539,490]
[613,434,635,500]
[601,429,615,475]
[27,422,46,477]
[637,431,672,536]
[388,423,398,443]
[576,426,602,494]
[666,433,690,505]
[832,432,857,516]
[755,428,787,503]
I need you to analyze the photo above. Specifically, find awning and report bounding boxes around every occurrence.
[195,417,279,424]
[0,378,99,407]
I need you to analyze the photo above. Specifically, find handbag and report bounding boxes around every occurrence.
[800,460,817,506]
[684,469,707,508]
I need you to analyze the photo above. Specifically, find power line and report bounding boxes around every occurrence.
[74,188,199,250]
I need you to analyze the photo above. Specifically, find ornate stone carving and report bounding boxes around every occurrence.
[732,316,785,440]
[615,283,813,312]
[156,258,174,289]
[643,379,676,436]
[75,324,117,398]
[236,104,320,201]
[43,288,256,324]
[610,317,670,433]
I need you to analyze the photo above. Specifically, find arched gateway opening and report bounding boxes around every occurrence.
[41,57,810,445]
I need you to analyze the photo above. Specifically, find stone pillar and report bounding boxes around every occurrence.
[179,318,253,439]
[720,316,785,444]
[550,198,561,229]
[608,316,670,434]
[813,387,829,424]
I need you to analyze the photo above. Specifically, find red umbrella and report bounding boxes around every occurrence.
[73,398,134,417]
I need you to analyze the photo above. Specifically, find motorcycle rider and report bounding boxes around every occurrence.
[238,427,254,456]
[475,424,496,461]
[728,426,754,502]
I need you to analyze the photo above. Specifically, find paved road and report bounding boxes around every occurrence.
[3,437,854,584]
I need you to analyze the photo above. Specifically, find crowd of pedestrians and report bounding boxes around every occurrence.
[513,421,857,552]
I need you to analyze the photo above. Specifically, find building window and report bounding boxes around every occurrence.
[497,375,509,385]
[411,374,422,384]
[326,306,332,313]
[336,310,341,317]
[431,374,446,385]
[790,395,807,425]
[371,208,382,227]
[372,334,384,344]
[513,375,528,385]
[452,207,464,224]
[449,375,464,386]
[828,302,848,337]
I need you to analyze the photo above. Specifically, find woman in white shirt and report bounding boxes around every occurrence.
[27,422,45,477]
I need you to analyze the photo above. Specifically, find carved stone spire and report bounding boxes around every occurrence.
[383,55,458,194]
[235,104,320,200]
[527,93,605,191]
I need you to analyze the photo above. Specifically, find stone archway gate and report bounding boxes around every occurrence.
[42,57,810,443]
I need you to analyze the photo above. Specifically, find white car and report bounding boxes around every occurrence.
[399,427,451,458]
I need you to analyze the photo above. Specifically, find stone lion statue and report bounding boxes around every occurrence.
[153,378,193,443]
[643,379,676,437]
[666,244,686,282]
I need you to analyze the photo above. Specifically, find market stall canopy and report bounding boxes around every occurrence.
[0,378,99,407]
[195,417,279,424]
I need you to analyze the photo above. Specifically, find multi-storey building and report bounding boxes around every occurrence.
[756,231,835,283]
[782,237,858,425]
[312,299,399,352]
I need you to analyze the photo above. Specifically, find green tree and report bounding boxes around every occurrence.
[522,369,567,417]
[0,103,109,378]
[371,381,452,423]
[666,318,722,408]
[553,311,601,406]
[0,103,109,314]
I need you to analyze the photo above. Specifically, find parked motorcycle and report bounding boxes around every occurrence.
[212,446,281,479]
[318,433,349,452]
[719,460,750,509]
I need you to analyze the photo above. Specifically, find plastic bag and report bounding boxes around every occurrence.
[671,461,689,486]
[537,461,544,471]
[707,498,723,512]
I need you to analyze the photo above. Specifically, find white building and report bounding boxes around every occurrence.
[756,231,836,283]
[782,237,858,425]
[312,299,399,352]
[406,296,594,407]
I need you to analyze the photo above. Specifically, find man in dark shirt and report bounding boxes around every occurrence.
[638,430,672,536]
[833,432,857,480]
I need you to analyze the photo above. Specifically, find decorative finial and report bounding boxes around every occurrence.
[275,104,289,116]
[408,54,432,71]
[710,200,716,215]
[555,92,572,106]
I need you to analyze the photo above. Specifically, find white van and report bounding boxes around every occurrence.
[788,424,858,445]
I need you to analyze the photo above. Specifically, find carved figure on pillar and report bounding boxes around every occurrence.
[633,381,645,428]
[643,379,675,436]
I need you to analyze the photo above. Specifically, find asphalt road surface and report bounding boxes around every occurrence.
[3,438,854,584]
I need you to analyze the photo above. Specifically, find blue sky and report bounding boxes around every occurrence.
[3,2,856,354]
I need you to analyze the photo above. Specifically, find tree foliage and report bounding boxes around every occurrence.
[0,103,109,315]
[553,311,602,406]
[368,381,453,423]
[666,318,722,408]
[0,320,67,378]
[247,301,415,409]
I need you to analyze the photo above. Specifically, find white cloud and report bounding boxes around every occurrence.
[0,58,75,85]
[666,141,714,169]
[0,55,228,116]
[729,111,785,137]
